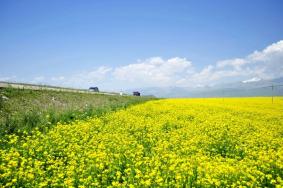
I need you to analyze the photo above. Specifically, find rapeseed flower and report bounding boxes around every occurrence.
[0,97,282,187]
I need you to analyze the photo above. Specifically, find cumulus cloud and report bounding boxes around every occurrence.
[189,40,283,86]
[247,40,283,79]
[216,58,248,70]
[34,40,283,90]
[113,57,193,87]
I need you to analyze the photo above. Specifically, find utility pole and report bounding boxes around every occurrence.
[271,84,274,104]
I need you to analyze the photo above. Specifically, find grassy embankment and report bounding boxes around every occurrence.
[0,87,154,138]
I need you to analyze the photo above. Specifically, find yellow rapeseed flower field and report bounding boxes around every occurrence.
[1,97,283,187]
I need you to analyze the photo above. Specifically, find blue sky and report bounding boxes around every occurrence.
[1,0,283,91]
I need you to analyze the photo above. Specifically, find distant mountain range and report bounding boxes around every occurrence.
[127,77,283,98]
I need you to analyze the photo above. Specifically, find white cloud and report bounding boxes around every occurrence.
[248,40,283,61]
[242,77,261,83]
[216,58,247,70]
[27,40,283,90]
[113,57,193,87]
[191,40,283,86]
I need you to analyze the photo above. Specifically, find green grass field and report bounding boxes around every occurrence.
[0,87,154,138]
